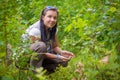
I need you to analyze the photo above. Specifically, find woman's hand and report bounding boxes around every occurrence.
[58,55,70,61]
[60,50,75,59]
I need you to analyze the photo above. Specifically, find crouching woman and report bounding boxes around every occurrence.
[26,6,75,73]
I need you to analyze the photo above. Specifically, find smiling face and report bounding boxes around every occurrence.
[42,10,58,29]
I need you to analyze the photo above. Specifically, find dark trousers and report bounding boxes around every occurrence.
[42,58,68,73]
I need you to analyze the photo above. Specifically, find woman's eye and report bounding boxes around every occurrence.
[47,15,57,20]
[48,15,52,18]
[54,16,57,19]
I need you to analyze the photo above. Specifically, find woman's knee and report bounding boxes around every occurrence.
[30,41,47,53]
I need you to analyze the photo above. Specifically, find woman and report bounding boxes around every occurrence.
[26,6,74,73]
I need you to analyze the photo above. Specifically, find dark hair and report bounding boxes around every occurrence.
[40,6,58,42]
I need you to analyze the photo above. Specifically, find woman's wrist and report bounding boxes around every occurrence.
[56,53,59,62]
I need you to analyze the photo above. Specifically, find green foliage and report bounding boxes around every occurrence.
[0,0,120,80]
[47,65,74,80]
[35,68,46,80]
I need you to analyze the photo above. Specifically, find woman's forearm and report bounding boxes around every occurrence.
[45,53,57,59]
[53,47,62,54]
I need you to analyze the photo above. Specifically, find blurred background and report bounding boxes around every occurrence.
[0,0,120,80]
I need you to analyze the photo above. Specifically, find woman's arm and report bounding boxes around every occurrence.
[30,36,36,43]
[53,35,75,58]
[45,52,69,61]
[30,36,40,43]
[53,47,62,54]
[52,35,62,53]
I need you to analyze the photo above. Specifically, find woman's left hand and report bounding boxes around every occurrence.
[60,50,75,59]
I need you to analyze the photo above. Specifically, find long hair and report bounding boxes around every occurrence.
[40,6,58,42]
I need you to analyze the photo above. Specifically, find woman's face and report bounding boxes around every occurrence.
[42,10,58,29]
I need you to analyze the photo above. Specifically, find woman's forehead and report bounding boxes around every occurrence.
[43,9,58,15]
[44,10,58,16]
